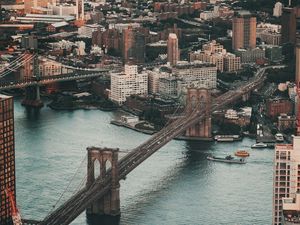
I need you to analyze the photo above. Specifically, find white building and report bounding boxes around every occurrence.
[49,39,74,50]
[148,69,171,94]
[173,61,217,89]
[110,65,148,105]
[257,23,281,45]
[200,11,215,20]
[78,24,104,38]
[190,40,241,72]
[273,137,300,225]
[75,41,86,56]
[273,2,283,17]
[38,57,68,76]
[108,23,140,32]
[52,4,77,17]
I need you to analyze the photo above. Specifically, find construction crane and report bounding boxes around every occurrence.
[4,188,22,225]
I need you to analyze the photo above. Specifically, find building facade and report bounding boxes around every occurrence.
[232,11,257,50]
[173,61,217,89]
[148,69,171,94]
[273,2,283,17]
[235,48,265,63]
[0,95,15,225]
[110,65,148,105]
[167,33,179,66]
[190,40,241,72]
[281,6,300,45]
[159,76,178,97]
[122,27,146,64]
[266,98,294,119]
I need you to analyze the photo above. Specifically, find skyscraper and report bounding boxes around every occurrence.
[0,95,15,224]
[281,6,300,45]
[273,137,300,225]
[122,27,145,64]
[76,0,84,20]
[167,33,179,66]
[273,2,283,17]
[232,11,256,50]
[295,22,300,135]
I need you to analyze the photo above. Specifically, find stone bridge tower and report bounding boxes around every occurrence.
[86,147,120,216]
[185,88,212,139]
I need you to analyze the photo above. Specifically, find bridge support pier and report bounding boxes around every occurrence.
[185,88,212,139]
[86,147,120,217]
[22,85,44,108]
[242,92,251,102]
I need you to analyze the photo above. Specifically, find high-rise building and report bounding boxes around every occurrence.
[281,6,300,45]
[273,137,300,225]
[295,26,300,135]
[110,65,148,105]
[122,27,145,64]
[167,33,179,66]
[0,95,15,224]
[76,0,84,20]
[232,11,256,50]
[273,2,283,17]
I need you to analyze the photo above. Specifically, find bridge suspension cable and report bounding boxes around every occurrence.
[0,54,37,78]
[0,53,29,73]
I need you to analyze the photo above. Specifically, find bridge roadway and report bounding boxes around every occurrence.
[0,70,108,90]
[40,67,274,225]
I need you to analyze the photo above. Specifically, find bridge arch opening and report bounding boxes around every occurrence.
[105,160,112,172]
[94,159,101,179]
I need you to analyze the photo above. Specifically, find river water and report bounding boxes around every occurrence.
[14,98,272,225]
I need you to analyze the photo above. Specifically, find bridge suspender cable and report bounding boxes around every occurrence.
[45,155,87,217]
[0,53,29,73]
[0,54,37,78]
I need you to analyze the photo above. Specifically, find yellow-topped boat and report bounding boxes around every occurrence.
[235,150,250,157]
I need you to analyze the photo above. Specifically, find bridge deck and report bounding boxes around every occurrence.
[0,71,108,90]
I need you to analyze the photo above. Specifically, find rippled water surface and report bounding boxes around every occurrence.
[14,99,272,225]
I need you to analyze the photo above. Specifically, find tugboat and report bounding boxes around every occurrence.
[251,142,268,149]
[207,155,246,164]
[235,150,250,157]
[275,133,284,142]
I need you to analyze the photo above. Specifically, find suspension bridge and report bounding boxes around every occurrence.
[33,65,280,225]
[0,53,109,107]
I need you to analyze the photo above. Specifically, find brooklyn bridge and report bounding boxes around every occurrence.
[36,66,280,225]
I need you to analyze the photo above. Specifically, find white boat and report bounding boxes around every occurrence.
[251,142,268,148]
[275,133,284,142]
[214,135,240,142]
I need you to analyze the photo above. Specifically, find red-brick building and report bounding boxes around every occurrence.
[266,98,293,119]
[0,95,15,225]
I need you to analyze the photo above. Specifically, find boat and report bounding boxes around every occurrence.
[275,133,284,142]
[214,135,241,142]
[251,142,268,148]
[207,155,246,164]
[235,150,250,157]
